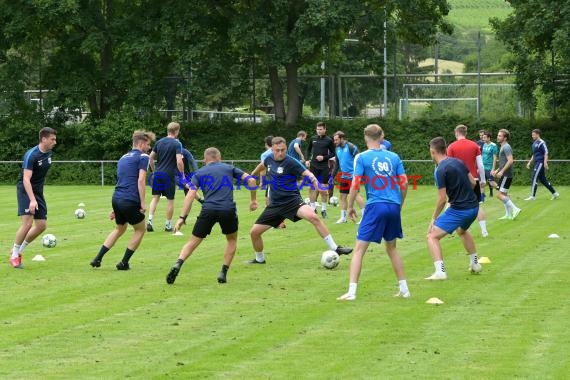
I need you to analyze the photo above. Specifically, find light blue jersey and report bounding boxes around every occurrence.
[335,142,358,179]
[353,148,405,206]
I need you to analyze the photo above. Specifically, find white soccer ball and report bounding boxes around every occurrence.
[329,196,339,206]
[321,250,340,269]
[74,208,86,219]
[42,234,57,248]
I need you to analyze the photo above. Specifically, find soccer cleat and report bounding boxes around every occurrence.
[551,192,560,200]
[482,231,489,238]
[116,261,130,271]
[394,291,411,298]
[511,207,521,220]
[164,226,173,232]
[335,218,347,224]
[10,254,23,269]
[469,263,482,274]
[424,272,447,280]
[246,258,266,264]
[217,271,227,284]
[337,292,356,301]
[524,196,535,201]
[335,246,353,255]
[498,214,510,220]
[166,265,180,284]
[146,223,154,232]
[90,259,101,268]
[321,210,328,219]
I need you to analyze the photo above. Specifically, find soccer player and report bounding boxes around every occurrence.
[332,131,365,224]
[166,147,258,284]
[425,137,482,280]
[524,129,559,201]
[306,122,336,218]
[248,137,352,264]
[447,124,488,237]
[481,131,498,197]
[147,122,185,232]
[180,146,203,203]
[490,129,521,220]
[10,127,57,268]
[337,124,410,301]
[287,130,307,161]
[90,130,155,270]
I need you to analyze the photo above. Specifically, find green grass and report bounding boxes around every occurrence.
[447,0,512,32]
[1,185,570,379]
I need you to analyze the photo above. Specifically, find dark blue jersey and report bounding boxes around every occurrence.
[263,155,306,205]
[152,137,182,176]
[17,145,53,192]
[113,149,150,203]
[532,138,548,165]
[434,157,478,210]
[190,162,245,211]
[182,148,199,174]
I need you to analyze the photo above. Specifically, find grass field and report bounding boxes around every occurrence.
[447,0,512,32]
[1,185,570,379]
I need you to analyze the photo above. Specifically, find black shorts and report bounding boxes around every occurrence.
[192,209,238,239]
[150,173,177,199]
[112,198,145,226]
[496,176,513,193]
[255,198,304,228]
[310,166,331,185]
[17,185,47,219]
[474,180,482,202]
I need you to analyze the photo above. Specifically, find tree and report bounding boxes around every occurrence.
[491,1,570,118]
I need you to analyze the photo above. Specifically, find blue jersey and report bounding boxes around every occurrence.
[335,142,359,179]
[381,139,392,151]
[353,148,405,206]
[532,138,548,165]
[287,138,303,160]
[182,148,198,174]
[113,149,150,203]
[17,145,53,192]
[152,137,182,176]
[263,155,306,205]
[190,162,245,211]
[434,157,478,210]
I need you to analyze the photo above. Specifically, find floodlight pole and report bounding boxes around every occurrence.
[320,60,326,118]
[383,7,388,117]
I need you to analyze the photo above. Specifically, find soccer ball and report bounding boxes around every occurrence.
[321,250,340,269]
[329,196,339,206]
[304,197,311,205]
[42,234,57,248]
[75,208,86,219]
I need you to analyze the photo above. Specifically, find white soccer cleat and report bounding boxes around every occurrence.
[524,196,535,201]
[481,231,489,238]
[335,218,347,224]
[511,207,521,220]
[337,293,356,301]
[394,291,411,298]
[469,263,482,274]
[424,272,447,280]
[551,192,560,200]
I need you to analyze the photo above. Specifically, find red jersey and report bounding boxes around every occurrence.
[447,138,481,178]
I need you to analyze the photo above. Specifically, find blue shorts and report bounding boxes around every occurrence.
[17,185,47,219]
[434,206,478,234]
[356,202,402,244]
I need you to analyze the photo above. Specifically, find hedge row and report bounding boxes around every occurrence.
[1,113,569,185]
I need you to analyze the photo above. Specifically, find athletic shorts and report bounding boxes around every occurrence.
[150,173,177,199]
[338,177,352,194]
[474,180,482,202]
[17,185,47,219]
[496,176,512,194]
[484,169,494,183]
[254,198,305,228]
[192,209,238,239]
[434,206,479,234]
[112,198,145,226]
[310,166,332,186]
[356,202,403,243]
